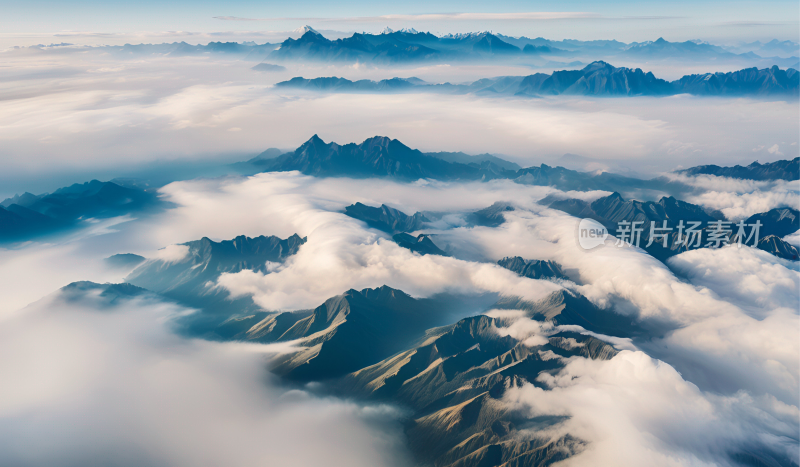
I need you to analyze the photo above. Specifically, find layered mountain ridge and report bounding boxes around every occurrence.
[0,180,160,243]
[277,61,799,97]
[263,29,797,66]
[125,233,306,334]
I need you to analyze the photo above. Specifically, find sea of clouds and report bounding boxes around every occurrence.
[0,46,798,466]
[0,50,798,196]
[1,171,796,465]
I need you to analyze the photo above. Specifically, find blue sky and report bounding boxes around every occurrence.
[2,0,798,44]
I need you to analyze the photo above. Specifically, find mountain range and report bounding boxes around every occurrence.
[259,134,489,180]
[0,180,160,243]
[246,135,798,207]
[125,233,306,335]
[544,193,799,261]
[206,280,636,464]
[497,256,568,281]
[4,136,796,253]
[61,276,634,466]
[344,202,429,233]
[677,157,800,180]
[236,281,641,465]
[277,62,799,97]
[263,29,797,67]
[392,233,448,256]
[66,212,794,466]
[22,29,797,67]
[757,235,800,260]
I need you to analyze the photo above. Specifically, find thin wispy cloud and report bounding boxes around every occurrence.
[212,12,647,23]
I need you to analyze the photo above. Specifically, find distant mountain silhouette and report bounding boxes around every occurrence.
[260,135,487,180]
[344,202,429,233]
[497,256,568,281]
[392,233,448,256]
[261,30,797,67]
[270,30,520,63]
[251,62,286,72]
[672,66,798,96]
[275,62,799,97]
[126,233,306,335]
[467,202,516,227]
[425,151,521,171]
[104,253,145,269]
[677,157,800,180]
[0,180,161,243]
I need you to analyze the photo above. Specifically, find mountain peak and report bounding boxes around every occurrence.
[360,135,392,146]
[583,60,615,72]
[299,134,327,146]
[295,25,320,36]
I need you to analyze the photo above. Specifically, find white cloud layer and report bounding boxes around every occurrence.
[665,173,800,220]
[119,172,799,409]
[504,351,799,467]
[0,290,412,467]
[0,52,797,197]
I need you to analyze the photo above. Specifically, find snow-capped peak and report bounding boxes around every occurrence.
[294,25,320,36]
[437,31,491,39]
[380,27,394,35]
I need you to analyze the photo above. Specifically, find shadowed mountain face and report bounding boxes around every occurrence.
[517,61,674,96]
[258,135,638,186]
[209,279,628,465]
[270,30,520,64]
[0,180,160,243]
[262,135,487,180]
[56,276,624,466]
[672,66,799,96]
[547,193,799,262]
[468,202,515,227]
[497,257,568,281]
[758,235,800,261]
[494,289,640,338]
[248,136,798,205]
[276,62,799,97]
[677,157,800,181]
[393,233,448,256]
[334,303,624,466]
[125,234,306,334]
[745,208,800,237]
[263,30,797,67]
[546,192,725,261]
[344,202,429,233]
[228,286,476,381]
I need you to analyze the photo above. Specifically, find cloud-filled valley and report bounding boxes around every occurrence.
[1,164,798,465]
[0,49,798,196]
